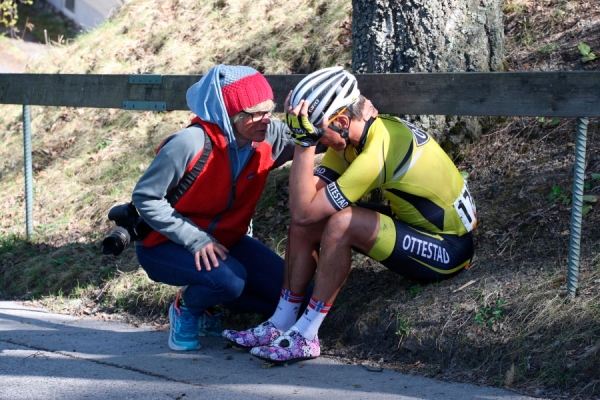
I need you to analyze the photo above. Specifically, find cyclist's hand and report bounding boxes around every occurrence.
[285,112,322,147]
[284,91,323,147]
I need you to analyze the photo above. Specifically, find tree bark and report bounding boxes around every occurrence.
[351,0,505,157]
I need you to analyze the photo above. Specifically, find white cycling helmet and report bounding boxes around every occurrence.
[290,66,360,127]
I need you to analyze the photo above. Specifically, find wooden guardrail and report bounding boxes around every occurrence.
[1,72,600,116]
[1,71,599,297]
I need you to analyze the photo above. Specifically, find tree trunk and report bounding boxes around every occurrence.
[351,0,505,158]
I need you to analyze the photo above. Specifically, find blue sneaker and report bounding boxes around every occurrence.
[168,292,201,351]
[198,310,223,337]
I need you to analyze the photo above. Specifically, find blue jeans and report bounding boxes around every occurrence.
[136,235,309,317]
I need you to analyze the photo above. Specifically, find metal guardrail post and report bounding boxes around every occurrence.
[567,117,589,297]
[22,105,34,239]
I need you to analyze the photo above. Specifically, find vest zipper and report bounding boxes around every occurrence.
[205,145,256,236]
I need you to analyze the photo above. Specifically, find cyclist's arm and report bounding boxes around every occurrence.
[289,146,337,225]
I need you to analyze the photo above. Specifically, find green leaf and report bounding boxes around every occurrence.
[460,171,470,179]
[591,173,600,181]
[578,43,591,56]
[552,185,562,195]
[550,117,560,126]
[537,117,545,123]
[583,195,597,203]
[582,204,593,216]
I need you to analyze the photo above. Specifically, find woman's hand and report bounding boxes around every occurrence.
[195,242,229,271]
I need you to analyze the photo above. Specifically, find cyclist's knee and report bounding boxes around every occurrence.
[322,209,354,243]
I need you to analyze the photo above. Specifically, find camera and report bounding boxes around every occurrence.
[101,202,151,256]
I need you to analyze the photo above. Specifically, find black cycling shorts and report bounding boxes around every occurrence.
[359,203,474,281]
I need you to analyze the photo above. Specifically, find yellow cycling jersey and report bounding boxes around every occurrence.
[315,115,477,236]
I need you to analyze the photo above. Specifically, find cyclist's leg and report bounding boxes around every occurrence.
[284,218,328,295]
[366,214,474,281]
[264,206,378,347]
[311,205,380,303]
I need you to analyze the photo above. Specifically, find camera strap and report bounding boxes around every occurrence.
[134,125,213,241]
[166,125,213,206]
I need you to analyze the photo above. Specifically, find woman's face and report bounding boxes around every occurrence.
[233,110,272,146]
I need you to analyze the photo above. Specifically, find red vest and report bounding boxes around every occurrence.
[142,118,274,248]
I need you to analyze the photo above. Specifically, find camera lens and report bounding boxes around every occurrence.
[101,226,131,256]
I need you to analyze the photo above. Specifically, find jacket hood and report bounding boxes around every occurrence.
[186,64,236,146]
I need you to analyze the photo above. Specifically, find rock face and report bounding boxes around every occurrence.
[351,0,505,155]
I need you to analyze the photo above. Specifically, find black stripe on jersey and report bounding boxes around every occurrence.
[325,182,350,211]
[314,166,340,184]
[394,140,413,176]
[381,140,387,183]
[386,188,445,231]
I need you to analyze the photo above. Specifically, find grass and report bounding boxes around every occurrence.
[19,0,352,75]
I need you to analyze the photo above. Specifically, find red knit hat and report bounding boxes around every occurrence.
[219,66,274,116]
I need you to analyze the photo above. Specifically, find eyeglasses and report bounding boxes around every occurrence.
[327,107,348,124]
[242,107,275,122]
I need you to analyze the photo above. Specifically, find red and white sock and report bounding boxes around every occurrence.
[294,297,332,341]
[268,288,303,331]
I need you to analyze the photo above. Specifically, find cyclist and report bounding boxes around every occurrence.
[223,66,477,364]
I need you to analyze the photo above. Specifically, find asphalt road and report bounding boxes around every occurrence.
[0,301,546,400]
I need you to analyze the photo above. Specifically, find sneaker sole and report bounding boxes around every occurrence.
[223,337,254,350]
[168,305,201,351]
[251,352,318,365]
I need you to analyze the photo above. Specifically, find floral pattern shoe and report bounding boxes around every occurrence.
[250,327,320,364]
[222,320,282,349]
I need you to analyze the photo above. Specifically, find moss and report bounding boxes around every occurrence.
[448,121,466,136]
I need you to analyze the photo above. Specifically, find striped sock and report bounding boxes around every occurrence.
[268,288,303,331]
[294,297,332,341]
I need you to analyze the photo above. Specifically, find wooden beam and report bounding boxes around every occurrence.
[1,72,599,117]
[356,72,600,118]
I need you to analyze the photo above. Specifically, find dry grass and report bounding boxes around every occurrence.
[27,0,352,75]
[504,0,600,71]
